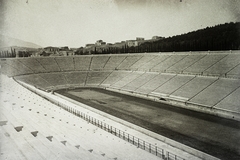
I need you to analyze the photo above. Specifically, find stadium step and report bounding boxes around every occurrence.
[1,125,45,160]
[0,126,28,160]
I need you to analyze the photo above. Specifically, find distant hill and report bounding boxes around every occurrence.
[0,35,41,48]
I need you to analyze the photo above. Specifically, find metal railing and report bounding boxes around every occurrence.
[58,101,165,158]
[52,99,184,160]
[166,151,185,160]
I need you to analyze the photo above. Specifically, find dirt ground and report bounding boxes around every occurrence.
[56,88,240,160]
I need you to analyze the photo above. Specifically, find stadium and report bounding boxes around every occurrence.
[1,51,240,160]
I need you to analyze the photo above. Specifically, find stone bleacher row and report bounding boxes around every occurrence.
[1,51,240,118]
[2,51,240,78]
[14,70,240,115]
[0,75,161,160]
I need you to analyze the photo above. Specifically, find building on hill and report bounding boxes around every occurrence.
[44,46,59,52]
[127,40,140,47]
[95,40,106,46]
[152,36,164,40]
[85,44,95,49]
[136,37,144,41]
[60,46,69,51]
[126,37,146,47]
[23,50,39,57]
[59,50,74,56]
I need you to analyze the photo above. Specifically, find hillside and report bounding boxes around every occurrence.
[0,35,42,58]
[139,22,240,52]
[0,35,41,49]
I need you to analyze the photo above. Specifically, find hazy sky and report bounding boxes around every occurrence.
[0,0,239,47]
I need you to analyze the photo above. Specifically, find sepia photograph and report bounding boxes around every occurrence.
[0,0,240,159]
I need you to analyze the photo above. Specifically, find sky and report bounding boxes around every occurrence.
[0,0,240,48]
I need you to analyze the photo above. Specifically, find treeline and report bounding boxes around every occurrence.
[0,47,39,58]
[0,49,33,58]
[77,22,239,55]
[0,48,16,58]
[139,22,240,52]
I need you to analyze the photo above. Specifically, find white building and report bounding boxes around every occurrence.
[127,40,139,47]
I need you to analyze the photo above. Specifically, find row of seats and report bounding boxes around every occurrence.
[0,74,161,160]
[2,51,240,78]
[14,70,240,113]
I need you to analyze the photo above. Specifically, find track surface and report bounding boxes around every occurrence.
[56,88,240,160]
